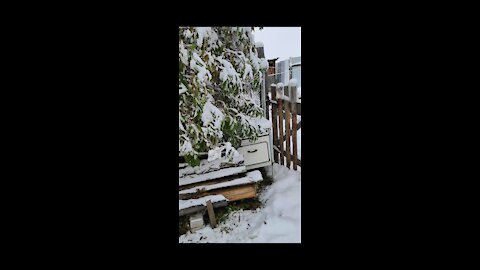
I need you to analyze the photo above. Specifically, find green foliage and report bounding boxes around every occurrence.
[179,27,269,167]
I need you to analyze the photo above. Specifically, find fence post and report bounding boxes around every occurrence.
[277,86,284,165]
[285,91,291,169]
[270,85,279,163]
[290,84,298,170]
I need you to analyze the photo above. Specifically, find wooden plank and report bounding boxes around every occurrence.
[285,99,291,169]
[179,166,246,187]
[270,85,279,163]
[179,173,262,197]
[277,96,284,165]
[291,85,298,170]
[206,200,217,228]
[180,170,262,191]
[180,183,257,202]
[179,195,229,217]
[179,205,205,217]
[215,184,256,201]
[179,173,247,191]
[274,145,301,168]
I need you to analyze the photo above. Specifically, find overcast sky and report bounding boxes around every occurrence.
[254,27,301,61]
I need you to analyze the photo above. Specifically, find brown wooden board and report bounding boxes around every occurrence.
[206,200,217,228]
[285,100,291,168]
[179,183,256,202]
[291,88,298,170]
[277,98,284,165]
[270,85,279,163]
[179,173,247,191]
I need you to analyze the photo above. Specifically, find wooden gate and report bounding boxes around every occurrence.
[269,84,301,170]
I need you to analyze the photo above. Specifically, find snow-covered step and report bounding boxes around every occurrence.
[179,152,245,178]
[179,195,229,217]
[179,166,247,187]
[179,170,263,201]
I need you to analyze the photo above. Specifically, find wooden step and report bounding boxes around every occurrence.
[179,170,263,201]
[179,195,228,217]
[179,166,247,187]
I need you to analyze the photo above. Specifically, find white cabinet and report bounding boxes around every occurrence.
[237,134,272,170]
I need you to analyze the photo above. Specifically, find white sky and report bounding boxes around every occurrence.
[254,27,301,61]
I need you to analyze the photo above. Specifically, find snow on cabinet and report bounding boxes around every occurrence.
[237,133,272,170]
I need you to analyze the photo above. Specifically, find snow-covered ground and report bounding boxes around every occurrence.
[179,164,301,243]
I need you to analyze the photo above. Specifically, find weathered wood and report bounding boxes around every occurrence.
[180,184,257,202]
[179,195,229,217]
[217,184,256,201]
[179,172,246,191]
[179,166,246,187]
[285,99,291,169]
[273,145,301,168]
[179,173,262,196]
[206,200,217,228]
[270,85,279,163]
[277,97,284,165]
[291,85,298,170]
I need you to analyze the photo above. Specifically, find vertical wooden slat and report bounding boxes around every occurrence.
[291,85,298,170]
[206,200,217,228]
[277,89,284,166]
[285,98,291,169]
[270,85,279,163]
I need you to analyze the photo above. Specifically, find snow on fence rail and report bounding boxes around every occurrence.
[269,81,301,170]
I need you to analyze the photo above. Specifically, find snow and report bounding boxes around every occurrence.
[288,78,297,87]
[196,27,212,47]
[246,170,262,181]
[179,195,228,211]
[254,117,272,131]
[179,140,193,154]
[201,100,224,129]
[297,129,301,159]
[179,164,301,243]
[179,41,188,66]
[243,63,253,80]
[217,56,241,86]
[207,142,240,163]
[260,58,269,69]
[190,52,212,85]
[255,41,264,47]
[179,83,187,95]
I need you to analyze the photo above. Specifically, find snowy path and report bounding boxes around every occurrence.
[179,164,301,243]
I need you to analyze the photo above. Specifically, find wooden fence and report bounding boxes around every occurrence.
[269,84,301,170]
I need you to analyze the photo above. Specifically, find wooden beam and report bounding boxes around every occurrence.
[277,98,284,165]
[179,166,246,187]
[270,85,279,163]
[179,197,228,217]
[179,172,247,191]
[180,184,257,202]
[206,200,217,228]
[285,99,291,169]
[291,85,298,170]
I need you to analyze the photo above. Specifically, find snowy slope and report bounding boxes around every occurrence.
[179,164,301,243]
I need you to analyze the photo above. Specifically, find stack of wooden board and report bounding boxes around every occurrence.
[178,155,263,217]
